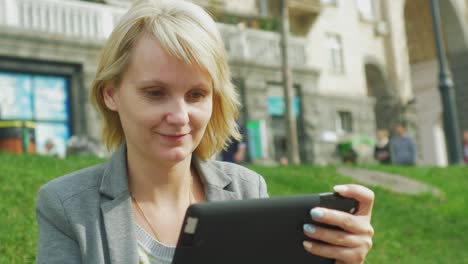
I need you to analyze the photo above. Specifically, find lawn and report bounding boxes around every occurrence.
[1,152,467,263]
[251,165,468,264]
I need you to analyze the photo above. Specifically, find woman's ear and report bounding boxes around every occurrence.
[103,85,118,111]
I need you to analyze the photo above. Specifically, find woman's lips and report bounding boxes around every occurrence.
[158,133,188,142]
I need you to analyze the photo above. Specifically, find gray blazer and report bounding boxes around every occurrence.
[36,144,268,264]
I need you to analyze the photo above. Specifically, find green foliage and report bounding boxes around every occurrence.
[0,152,467,263]
[258,17,280,32]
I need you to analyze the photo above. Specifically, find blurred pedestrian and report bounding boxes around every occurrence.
[374,129,391,164]
[390,122,416,165]
[221,131,246,164]
[463,130,468,164]
[44,138,58,157]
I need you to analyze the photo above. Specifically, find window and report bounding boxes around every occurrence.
[356,0,376,21]
[337,111,353,133]
[325,33,345,74]
[0,72,71,157]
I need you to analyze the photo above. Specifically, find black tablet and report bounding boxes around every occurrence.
[173,192,358,264]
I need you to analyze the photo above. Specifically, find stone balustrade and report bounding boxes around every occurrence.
[218,23,307,68]
[0,0,307,67]
[0,0,125,39]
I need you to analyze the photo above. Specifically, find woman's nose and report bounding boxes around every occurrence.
[166,99,189,125]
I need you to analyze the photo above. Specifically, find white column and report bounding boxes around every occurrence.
[0,0,6,25]
[31,1,39,30]
[49,5,56,33]
[56,6,64,35]
[4,0,20,26]
[73,9,79,36]
[82,11,89,38]
[40,4,47,31]
[64,8,71,36]
[100,10,115,39]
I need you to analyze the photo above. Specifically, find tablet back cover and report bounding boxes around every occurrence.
[173,194,355,264]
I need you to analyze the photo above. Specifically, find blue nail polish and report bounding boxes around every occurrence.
[310,208,324,218]
[303,224,316,234]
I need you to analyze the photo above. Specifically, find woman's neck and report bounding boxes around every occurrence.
[126,145,194,207]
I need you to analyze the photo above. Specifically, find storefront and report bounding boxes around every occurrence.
[0,72,71,157]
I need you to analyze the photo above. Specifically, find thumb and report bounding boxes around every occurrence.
[333,184,375,218]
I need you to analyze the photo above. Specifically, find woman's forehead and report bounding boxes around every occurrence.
[124,34,212,87]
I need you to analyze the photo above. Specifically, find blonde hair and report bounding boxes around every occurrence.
[90,0,240,159]
[377,129,388,138]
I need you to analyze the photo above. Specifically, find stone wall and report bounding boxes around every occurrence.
[303,94,376,165]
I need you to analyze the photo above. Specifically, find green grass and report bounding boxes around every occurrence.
[1,152,467,263]
[0,153,105,264]
[251,165,468,264]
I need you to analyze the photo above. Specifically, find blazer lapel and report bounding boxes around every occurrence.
[101,194,138,264]
[192,157,241,201]
[204,186,240,201]
[99,144,139,264]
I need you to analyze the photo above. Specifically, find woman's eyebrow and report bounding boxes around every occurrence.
[136,79,169,87]
[136,79,211,90]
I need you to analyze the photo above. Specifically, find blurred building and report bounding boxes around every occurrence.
[0,0,466,165]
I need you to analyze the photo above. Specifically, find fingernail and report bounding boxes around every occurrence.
[334,185,348,193]
[310,208,324,218]
[303,224,316,234]
[303,241,313,250]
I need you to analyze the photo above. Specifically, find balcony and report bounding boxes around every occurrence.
[218,23,307,68]
[192,0,259,18]
[0,0,125,40]
[267,0,322,36]
[0,0,307,68]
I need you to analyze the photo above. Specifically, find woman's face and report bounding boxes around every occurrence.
[104,34,213,164]
[376,130,387,140]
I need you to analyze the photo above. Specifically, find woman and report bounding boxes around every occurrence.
[463,131,468,164]
[374,129,391,164]
[36,0,374,263]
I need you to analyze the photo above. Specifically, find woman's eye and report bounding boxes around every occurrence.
[145,90,165,97]
[187,91,206,101]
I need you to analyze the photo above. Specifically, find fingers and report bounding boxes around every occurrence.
[303,224,363,248]
[333,184,375,217]
[309,207,374,236]
[303,240,370,264]
[303,184,375,263]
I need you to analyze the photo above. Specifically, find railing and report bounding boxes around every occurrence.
[0,0,125,40]
[193,0,258,17]
[0,0,307,67]
[218,24,307,68]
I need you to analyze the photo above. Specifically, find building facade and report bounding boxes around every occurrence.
[0,0,466,165]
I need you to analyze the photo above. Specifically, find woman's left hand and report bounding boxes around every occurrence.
[303,184,375,264]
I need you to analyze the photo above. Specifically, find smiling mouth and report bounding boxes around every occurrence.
[157,133,190,141]
[160,133,189,137]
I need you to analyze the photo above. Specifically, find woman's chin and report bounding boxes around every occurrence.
[156,149,191,164]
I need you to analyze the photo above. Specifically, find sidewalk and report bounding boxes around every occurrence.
[337,167,444,198]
